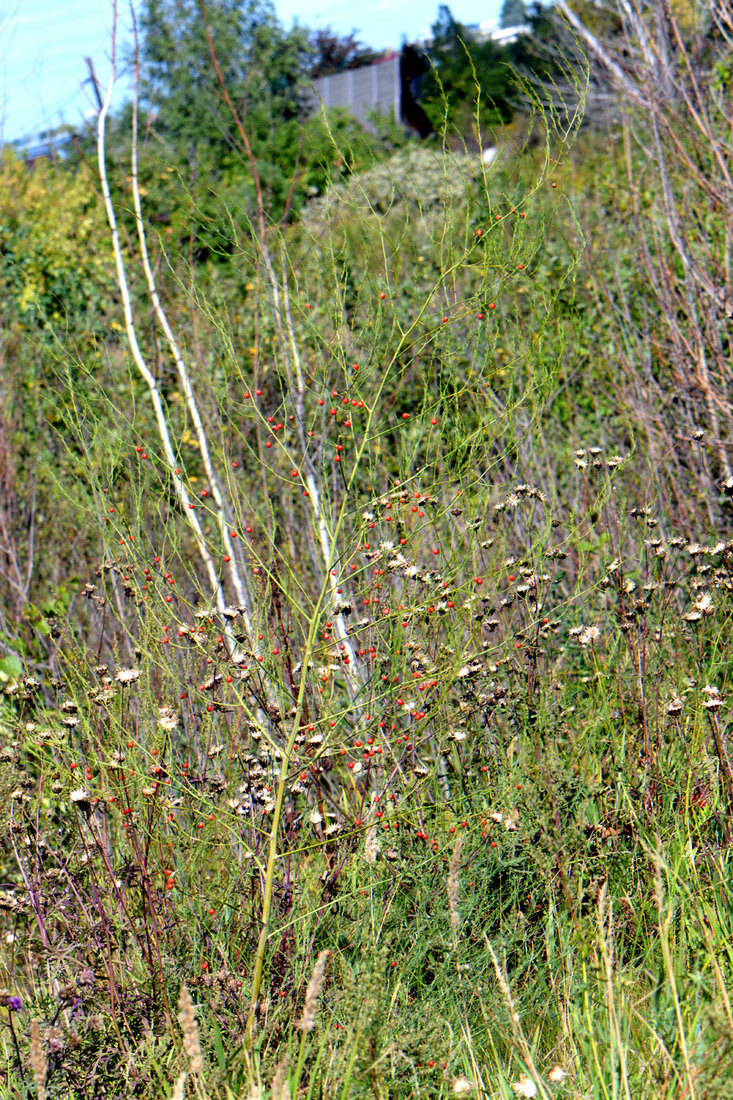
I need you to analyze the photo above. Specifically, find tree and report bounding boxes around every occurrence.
[307,27,376,78]
[551,0,733,496]
[500,0,527,28]
[136,0,310,163]
[420,4,514,141]
[120,0,325,229]
[127,1,402,227]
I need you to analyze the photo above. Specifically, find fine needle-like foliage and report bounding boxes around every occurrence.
[1,2,732,1098]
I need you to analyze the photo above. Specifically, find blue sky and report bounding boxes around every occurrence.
[1,0,500,144]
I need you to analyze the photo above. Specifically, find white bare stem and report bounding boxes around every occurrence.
[197,21,361,696]
[128,36,256,640]
[262,247,361,695]
[554,0,645,104]
[96,21,235,635]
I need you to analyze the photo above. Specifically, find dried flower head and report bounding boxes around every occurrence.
[47,1026,63,1054]
[578,625,600,647]
[114,668,141,684]
[158,707,179,731]
[702,686,724,710]
[512,1075,538,1097]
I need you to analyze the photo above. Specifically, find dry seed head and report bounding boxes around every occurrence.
[114,668,140,683]
[512,1075,538,1097]
[486,940,520,1025]
[47,1026,63,1053]
[578,625,600,647]
[653,851,665,913]
[158,706,179,731]
[702,685,724,710]
[447,834,463,934]
[364,823,380,864]
[452,1076,474,1095]
[177,983,203,1074]
[298,950,328,1032]
[270,1054,290,1100]
[171,1072,187,1100]
[29,1019,47,1100]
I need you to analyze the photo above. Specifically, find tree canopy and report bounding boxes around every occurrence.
[137,0,310,159]
[500,0,528,28]
[420,5,515,139]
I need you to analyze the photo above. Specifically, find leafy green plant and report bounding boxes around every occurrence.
[1,4,733,1099]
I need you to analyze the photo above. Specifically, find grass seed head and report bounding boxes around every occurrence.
[298,950,328,1032]
[29,1020,47,1100]
[447,834,463,934]
[177,983,203,1074]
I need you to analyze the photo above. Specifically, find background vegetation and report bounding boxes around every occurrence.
[1,1,732,1097]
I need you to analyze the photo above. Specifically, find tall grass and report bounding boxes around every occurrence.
[1,6,733,1098]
